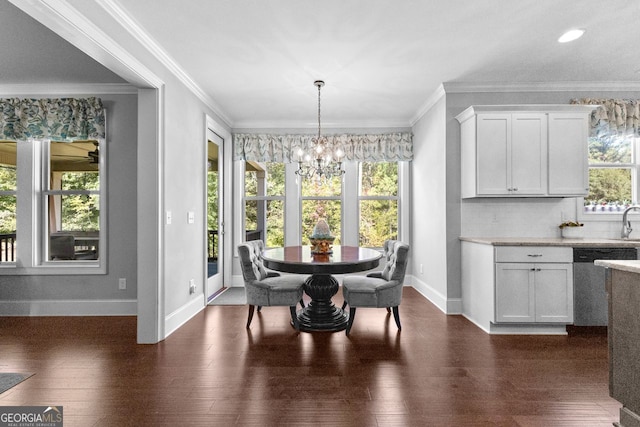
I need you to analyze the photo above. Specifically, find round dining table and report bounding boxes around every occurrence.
[261,245,382,332]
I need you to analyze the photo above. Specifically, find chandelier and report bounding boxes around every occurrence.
[295,80,345,181]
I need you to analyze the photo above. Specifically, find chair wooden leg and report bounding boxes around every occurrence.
[299,299,305,308]
[257,306,262,312]
[392,306,401,330]
[246,305,255,329]
[346,307,356,335]
[341,301,347,310]
[290,306,300,331]
[386,307,391,313]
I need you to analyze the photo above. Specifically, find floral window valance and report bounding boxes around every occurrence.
[0,97,105,142]
[234,132,413,163]
[570,98,640,138]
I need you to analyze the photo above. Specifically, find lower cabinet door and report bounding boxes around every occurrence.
[495,263,573,324]
[534,264,574,323]
[495,263,535,322]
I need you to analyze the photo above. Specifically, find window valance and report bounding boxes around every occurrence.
[0,97,105,142]
[234,132,413,163]
[570,98,640,138]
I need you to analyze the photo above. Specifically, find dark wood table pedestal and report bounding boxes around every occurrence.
[261,246,382,333]
[298,274,347,332]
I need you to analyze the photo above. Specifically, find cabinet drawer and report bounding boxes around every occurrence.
[495,246,572,263]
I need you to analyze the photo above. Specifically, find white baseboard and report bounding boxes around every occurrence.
[0,299,137,316]
[409,275,462,314]
[164,295,205,338]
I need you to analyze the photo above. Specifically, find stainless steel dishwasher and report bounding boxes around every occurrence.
[573,247,638,326]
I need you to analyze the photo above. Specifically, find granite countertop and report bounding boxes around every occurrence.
[594,259,640,274]
[460,237,640,248]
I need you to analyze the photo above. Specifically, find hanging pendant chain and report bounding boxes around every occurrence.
[317,83,322,141]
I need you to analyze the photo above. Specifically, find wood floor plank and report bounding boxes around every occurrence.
[0,287,621,426]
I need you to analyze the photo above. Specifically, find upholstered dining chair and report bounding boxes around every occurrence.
[341,240,410,335]
[237,240,306,330]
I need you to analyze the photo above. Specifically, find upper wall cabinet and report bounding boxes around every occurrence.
[456,105,595,198]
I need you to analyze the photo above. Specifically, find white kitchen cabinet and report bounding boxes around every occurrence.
[495,262,573,323]
[457,105,594,198]
[495,246,573,324]
[548,113,590,195]
[473,113,547,196]
[461,241,574,334]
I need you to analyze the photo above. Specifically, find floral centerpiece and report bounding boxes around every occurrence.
[559,221,584,239]
[309,219,335,254]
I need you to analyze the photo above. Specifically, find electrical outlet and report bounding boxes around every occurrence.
[166,210,172,225]
[420,264,423,274]
[187,211,195,224]
[189,279,196,294]
[118,278,126,290]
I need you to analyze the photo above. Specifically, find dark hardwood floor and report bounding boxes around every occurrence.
[0,287,619,426]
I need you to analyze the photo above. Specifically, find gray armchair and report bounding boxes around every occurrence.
[341,240,410,335]
[237,240,306,330]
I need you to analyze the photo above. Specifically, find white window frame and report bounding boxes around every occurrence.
[578,135,640,222]
[235,159,410,251]
[0,138,107,275]
[357,161,402,249]
[242,162,286,248]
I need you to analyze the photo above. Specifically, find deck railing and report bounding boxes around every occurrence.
[0,232,16,262]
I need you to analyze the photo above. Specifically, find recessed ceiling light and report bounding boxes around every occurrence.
[558,29,585,43]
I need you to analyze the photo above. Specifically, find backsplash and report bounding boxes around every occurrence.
[461,198,624,239]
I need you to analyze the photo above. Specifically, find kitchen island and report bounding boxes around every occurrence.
[594,259,640,427]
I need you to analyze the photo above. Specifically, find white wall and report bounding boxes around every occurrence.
[410,95,452,312]
[7,1,232,341]
[0,93,139,315]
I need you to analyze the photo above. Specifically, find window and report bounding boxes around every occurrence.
[239,160,407,249]
[584,134,638,214]
[302,175,342,245]
[0,138,105,272]
[0,141,17,263]
[46,141,101,261]
[244,162,285,247]
[359,162,398,247]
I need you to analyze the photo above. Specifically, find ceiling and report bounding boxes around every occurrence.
[4,1,640,129]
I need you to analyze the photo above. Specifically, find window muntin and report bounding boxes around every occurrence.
[0,141,17,263]
[584,135,637,213]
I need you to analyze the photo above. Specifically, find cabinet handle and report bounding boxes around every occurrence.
[513,187,518,191]
[527,254,543,257]
[530,267,542,272]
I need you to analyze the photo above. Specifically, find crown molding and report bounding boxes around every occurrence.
[9,0,163,89]
[410,83,446,127]
[442,81,640,93]
[0,83,137,96]
[96,0,232,128]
